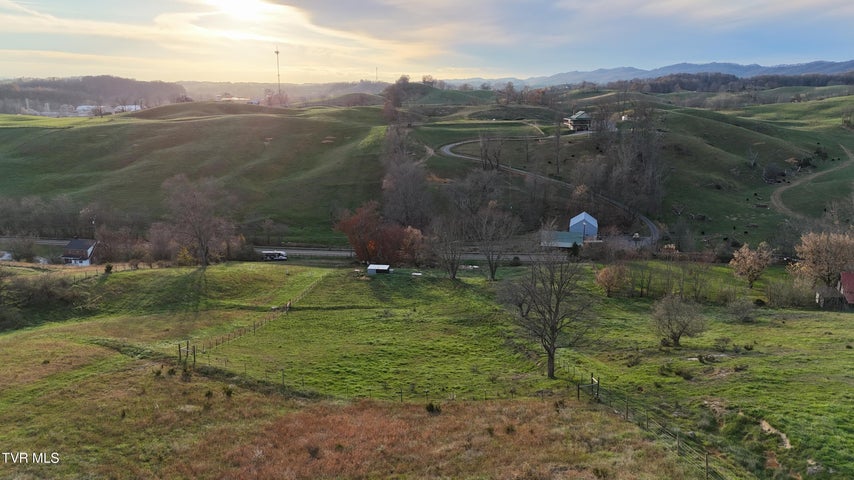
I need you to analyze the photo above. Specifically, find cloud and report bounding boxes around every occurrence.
[1,0,852,82]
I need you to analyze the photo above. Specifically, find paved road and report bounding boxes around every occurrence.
[438,136,661,246]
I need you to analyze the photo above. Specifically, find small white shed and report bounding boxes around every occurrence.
[367,264,391,275]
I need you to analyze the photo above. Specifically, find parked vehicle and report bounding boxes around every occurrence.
[261,250,288,261]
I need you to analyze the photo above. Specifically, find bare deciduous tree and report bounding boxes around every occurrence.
[382,162,433,230]
[478,132,503,170]
[501,250,596,379]
[472,202,520,281]
[729,242,773,288]
[447,170,500,218]
[162,174,235,267]
[790,231,854,288]
[595,264,629,297]
[429,215,466,280]
[651,295,706,347]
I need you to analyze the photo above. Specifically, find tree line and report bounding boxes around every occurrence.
[604,72,854,94]
[0,76,187,114]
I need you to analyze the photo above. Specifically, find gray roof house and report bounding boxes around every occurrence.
[61,239,98,266]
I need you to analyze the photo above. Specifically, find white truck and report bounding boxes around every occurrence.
[261,250,288,261]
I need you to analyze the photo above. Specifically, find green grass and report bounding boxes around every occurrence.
[0,104,387,244]
[1,261,851,478]
[568,299,853,478]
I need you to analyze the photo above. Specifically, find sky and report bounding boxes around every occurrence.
[1,0,853,84]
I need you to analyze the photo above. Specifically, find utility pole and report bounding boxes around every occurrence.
[275,46,282,105]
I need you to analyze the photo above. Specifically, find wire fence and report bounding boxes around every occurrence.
[152,266,754,479]
[178,272,329,366]
[576,373,752,480]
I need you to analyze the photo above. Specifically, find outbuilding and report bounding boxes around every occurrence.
[569,212,598,239]
[367,264,392,275]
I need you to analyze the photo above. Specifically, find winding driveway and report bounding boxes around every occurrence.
[438,136,661,246]
[769,145,854,220]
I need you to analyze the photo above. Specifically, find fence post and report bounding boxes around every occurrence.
[192,345,196,369]
[577,383,580,401]
[705,453,709,479]
[625,395,629,420]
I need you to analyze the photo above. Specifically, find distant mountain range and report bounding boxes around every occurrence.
[448,60,854,87]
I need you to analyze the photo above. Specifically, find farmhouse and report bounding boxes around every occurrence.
[61,239,99,266]
[569,211,598,239]
[563,111,591,132]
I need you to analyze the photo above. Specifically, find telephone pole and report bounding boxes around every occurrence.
[274,46,282,105]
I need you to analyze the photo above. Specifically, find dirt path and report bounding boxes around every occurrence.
[769,145,854,220]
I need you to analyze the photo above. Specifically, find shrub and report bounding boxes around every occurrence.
[714,337,732,352]
[8,275,85,308]
[766,278,814,308]
[425,402,442,415]
[104,263,113,274]
[651,295,706,347]
[728,297,756,323]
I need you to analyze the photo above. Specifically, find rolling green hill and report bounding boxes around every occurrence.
[0,103,387,243]
[0,87,852,249]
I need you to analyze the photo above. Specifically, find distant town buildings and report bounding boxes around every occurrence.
[18,101,144,117]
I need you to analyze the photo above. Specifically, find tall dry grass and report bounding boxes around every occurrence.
[172,398,687,479]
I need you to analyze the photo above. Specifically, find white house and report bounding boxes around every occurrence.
[61,239,98,266]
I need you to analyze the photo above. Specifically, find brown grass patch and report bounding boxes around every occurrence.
[207,399,686,479]
[0,336,114,388]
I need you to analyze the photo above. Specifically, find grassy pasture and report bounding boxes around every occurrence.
[568,297,854,478]
[1,261,851,477]
[0,104,388,244]
[0,262,694,479]
[204,268,552,399]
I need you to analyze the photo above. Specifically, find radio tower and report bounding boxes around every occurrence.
[274,46,282,105]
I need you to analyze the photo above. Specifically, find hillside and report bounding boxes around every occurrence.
[0,103,387,244]
[0,76,186,114]
[0,263,694,479]
[1,261,851,478]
